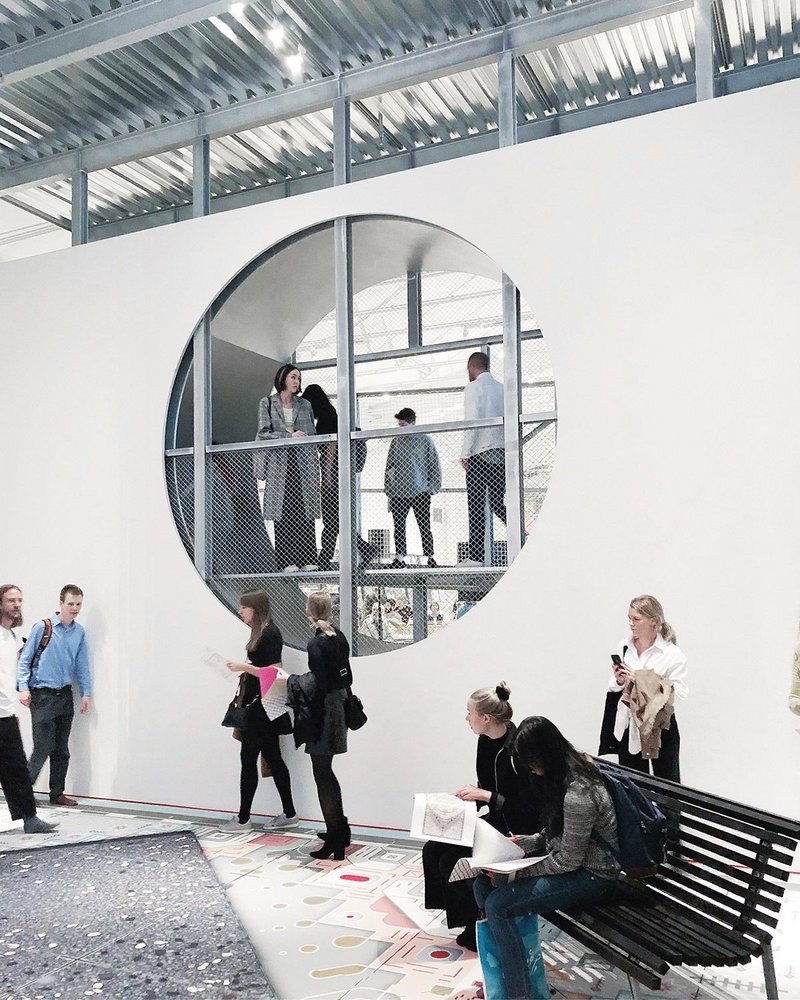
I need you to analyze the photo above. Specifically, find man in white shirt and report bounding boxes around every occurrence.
[460,352,507,565]
[0,584,58,834]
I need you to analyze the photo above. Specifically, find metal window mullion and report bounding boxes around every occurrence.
[503,275,524,562]
[193,315,211,580]
[71,168,88,246]
[407,270,422,348]
[335,217,355,642]
[694,0,715,99]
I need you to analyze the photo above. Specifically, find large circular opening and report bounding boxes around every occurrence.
[165,216,556,653]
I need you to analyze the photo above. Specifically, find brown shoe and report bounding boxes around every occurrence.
[50,794,78,807]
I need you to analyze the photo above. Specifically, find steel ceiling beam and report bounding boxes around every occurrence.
[0,0,694,193]
[0,1,238,87]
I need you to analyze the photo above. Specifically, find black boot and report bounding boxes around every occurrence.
[309,818,350,861]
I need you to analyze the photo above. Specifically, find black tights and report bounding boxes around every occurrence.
[311,754,345,832]
[239,727,295,822]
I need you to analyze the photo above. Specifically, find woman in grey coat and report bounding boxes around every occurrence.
[255,364,320,571]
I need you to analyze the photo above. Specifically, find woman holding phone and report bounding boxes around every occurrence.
[225,591,298,830]
[600,594,687,781]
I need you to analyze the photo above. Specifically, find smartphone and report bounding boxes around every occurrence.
[610,654,622,666]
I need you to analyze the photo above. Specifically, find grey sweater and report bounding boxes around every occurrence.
[384,432,442,498]
[514,773,620,880]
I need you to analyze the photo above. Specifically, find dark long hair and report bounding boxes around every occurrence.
[512,717,602,839]
[240,591,273,653]
[302,383,337,430]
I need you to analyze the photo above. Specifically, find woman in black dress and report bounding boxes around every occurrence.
[225,591,297,830]
[301,383,376,571]
[280,590,352,859]
[422,683,540,951]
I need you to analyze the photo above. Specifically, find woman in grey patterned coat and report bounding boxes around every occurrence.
[255,364,320,571]
[472,717,619,999]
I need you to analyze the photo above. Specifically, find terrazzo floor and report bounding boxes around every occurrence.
[1,802,798,1000]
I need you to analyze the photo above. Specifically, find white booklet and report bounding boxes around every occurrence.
[446,817,549,881]
[410,793,478,847]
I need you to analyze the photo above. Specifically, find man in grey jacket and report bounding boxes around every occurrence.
[385,408,442,568]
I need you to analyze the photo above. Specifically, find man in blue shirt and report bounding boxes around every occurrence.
[17,584,92,807]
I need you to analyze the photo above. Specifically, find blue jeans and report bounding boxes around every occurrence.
[474,868,616,999]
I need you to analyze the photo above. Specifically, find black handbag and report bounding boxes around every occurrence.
[221,677,260,731]
[343,687,367,731]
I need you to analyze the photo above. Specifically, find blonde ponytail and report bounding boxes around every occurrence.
[307,592,336,636]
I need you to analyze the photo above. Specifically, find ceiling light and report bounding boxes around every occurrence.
[285,48,304,75]
[268,23,285,48]
[229,2,245,14]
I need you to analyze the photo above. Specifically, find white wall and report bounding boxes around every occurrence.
[3,78,800,827]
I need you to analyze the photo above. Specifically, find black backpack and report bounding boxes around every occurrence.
[593,761,667,877]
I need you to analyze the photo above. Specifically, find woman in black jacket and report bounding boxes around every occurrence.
[225,591,297,830]
[422,683,540,952]
[280,590,353,859]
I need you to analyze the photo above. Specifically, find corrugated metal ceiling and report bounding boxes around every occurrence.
[0,0,797,231]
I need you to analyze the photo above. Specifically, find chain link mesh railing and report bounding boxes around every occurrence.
[521,419,556,529]
[164,452,195,561]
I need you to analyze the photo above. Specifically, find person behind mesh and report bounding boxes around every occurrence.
[422,683,540,953]
[299,383,377,572]
[384,407,442,568]
[255,365,319,572]
[224,591,297,831]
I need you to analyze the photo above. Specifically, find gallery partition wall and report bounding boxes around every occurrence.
[165,215,557,653]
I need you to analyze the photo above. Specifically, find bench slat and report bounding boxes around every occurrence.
[676,813,796,867]
[669,842,786,899]
[543,911,666,988]
[662,799,800,851]
[640,881,772,947]
[658,862,782,918]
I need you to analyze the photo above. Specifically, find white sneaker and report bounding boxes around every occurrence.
[300,564,319,572]
[458,558,483,567]
[220,817,252,831]
[282,564,299,573]
[265,813,299,830]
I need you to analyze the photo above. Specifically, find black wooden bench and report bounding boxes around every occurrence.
[544,764,800,1000]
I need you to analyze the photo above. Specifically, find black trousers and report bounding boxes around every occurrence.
[0,716,36,820]
[239,713,295,821]
[319,476,377,566]
[422,840,478,930]
[274,450,318,569]
[617,717,681,782]
[28,686,74,801]
[390,493,434,557]
[466,454,506,561]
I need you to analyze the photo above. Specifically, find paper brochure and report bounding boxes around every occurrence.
[410,793,477,847]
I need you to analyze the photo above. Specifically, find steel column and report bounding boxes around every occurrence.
[498,50,518,146]
[192,315,211,579]
[333,95,351,186]
[192,135,212,578]
[502,276,524,561]
[192,137,211,218]
[694,0,714,100]
[70,169,88,247]
[335,217,355,642]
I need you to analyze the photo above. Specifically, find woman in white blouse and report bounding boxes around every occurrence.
[605,594,687,781]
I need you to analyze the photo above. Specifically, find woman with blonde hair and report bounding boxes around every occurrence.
[422,683,540,952]
[602,594,687,781]
[281,591,353,859]
[225,591,297,830]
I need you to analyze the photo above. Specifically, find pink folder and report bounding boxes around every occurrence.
[258,665,279,697]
